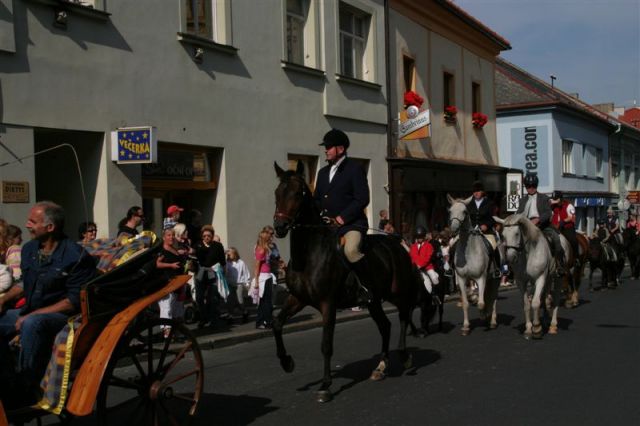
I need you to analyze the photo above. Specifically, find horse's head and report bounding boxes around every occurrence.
[447,194,472,234]
[495,214,524,263]
[273,161,310,238]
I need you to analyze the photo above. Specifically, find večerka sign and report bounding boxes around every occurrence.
[511,125,549,188]
[111,126,158,164]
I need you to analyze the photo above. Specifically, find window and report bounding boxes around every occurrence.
[562,140,574,174]
[183,0,231,44]
[596,149,603,178]
[284,0,320,68]
[71,0,101,7]
[288,154,318,190]
[472,82,481,113]
[286,0,306,64]
[403,55,416,93]
[636,167,639,189]
[443,72,454,108]
[611,162,619,191]
[339,3,371,80]
[625,166,633,190]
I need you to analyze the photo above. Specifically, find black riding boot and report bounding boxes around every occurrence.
[555,250,566,277]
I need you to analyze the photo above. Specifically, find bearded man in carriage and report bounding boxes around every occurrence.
[0,201,95,408]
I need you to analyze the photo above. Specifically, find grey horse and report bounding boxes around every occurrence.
[494,214,562,339]
[447,195,499,335]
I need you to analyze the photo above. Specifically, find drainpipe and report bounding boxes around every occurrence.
[384,0,395,224]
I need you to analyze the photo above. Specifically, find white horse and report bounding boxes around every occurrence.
[494,214,561,339]
[447,195,499,335]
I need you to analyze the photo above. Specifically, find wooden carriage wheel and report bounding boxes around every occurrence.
[95,317,204,426]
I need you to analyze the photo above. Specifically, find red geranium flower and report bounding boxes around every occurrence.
[444,105,457,116]
[472,112,488,128]
[404,91,424,108]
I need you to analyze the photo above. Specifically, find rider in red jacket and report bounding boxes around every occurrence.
[410,226,439,300]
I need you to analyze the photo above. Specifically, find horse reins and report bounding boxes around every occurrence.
[503,223,525,252]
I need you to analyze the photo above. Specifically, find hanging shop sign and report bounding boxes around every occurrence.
[111,126,157,164]
[626,191,640,204]
[399,108,430,140]
[2,181,29,203]
[399,91,430,140]
[506,172,522,212]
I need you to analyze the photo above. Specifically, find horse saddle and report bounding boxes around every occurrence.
[454,233,493,269]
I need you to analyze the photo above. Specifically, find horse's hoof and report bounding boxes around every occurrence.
[280,355,295,373]
[489,322,497,330]
[370,360,387,381]
[564,301,573,309]
[403,354,413,370]
[316,389,333,403]
[461,328,470,336]
[548,325,558,335]
[370,369,386,381]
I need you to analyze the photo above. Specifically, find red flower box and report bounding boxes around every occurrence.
[444,105,457,123]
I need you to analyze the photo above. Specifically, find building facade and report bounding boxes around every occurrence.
[386,0,513,236]
[495,58,640,234]
[0,0,390,259]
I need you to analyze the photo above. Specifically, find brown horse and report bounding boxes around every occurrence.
[562,232,589,308]
[271,162,422,403]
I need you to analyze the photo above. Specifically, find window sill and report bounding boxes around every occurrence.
[562,173,604,182]
[335,73,381,90]
[281,60,325,78]
[177,32,238,55]
[24,0,110,21]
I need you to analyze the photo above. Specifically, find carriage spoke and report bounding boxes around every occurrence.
[129,351,148,379]
[162,368,199,387]
[158,400,181,426]
[155,329,174,373]
[147,324,155,375]
[108,374,142,391]
[159,341,192,376]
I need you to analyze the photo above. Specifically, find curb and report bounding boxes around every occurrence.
[194,283,519,350]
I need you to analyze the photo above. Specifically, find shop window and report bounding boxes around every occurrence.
[443,72,454,109]
[403,55,415,93]
[182,0,232,44]
[562,140,574,174]
[284,0,319,68]
[339,2,373,81]
[288,154,318,190]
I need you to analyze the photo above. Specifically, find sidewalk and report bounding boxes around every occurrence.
[186,282,518,350]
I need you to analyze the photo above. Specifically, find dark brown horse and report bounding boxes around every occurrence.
[272,162,422,402]
[563,232,589,308]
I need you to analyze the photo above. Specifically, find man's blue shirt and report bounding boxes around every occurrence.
[20,237,96,314]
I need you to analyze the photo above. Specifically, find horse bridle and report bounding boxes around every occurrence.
[503,223,525,252]
[273,177,308,230]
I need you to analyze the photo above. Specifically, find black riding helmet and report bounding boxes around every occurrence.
[415,225,427,238]
[552,190,563,200]
[523,173,539,188]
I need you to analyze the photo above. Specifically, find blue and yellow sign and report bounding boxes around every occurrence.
[111,127,157,164]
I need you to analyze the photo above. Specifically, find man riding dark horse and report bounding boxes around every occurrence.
[605,206,624,246]
[466,180,507,277]
[551,191,579,266]
[517,173,565,276]
[314,128,371,297]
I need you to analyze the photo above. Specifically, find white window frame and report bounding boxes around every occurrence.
[283,0,320,68]
[562,139,574,174]
[182,0,232,45]
[70,0,103,8]
[338,1,374,82]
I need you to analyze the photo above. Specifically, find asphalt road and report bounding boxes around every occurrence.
[192,280,640,426]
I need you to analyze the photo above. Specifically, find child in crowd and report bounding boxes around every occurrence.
[225,247,251,323]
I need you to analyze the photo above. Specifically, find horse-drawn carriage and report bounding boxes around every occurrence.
[0,234,203,425]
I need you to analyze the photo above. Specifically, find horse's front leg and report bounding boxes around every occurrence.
[316,301,336,403]
[368,299,391,380]
[530,275,546,339]
[396,303,413,369]
[273,294,305,373]
[457,274,471,335]
[547,282,561,335]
